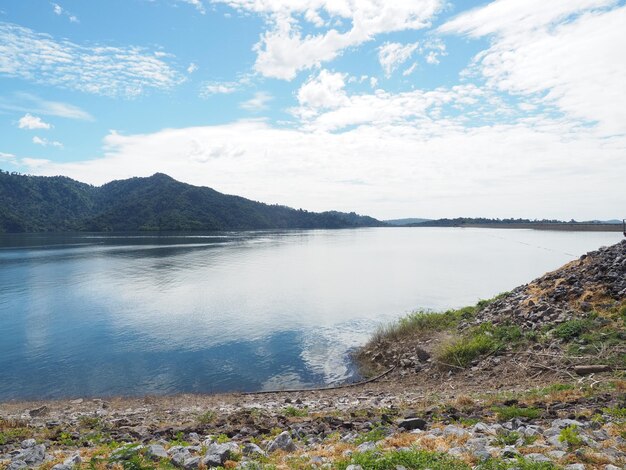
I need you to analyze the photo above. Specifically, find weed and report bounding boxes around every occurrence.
[197,410,216,424]
[337,448,470,470]
[491,405,540,421]
[495,431,522,446]
[169,432,189,446]
[0,428,30,445]
[215,433,230,444]
[558,425,583,448]
[282,406,308,417]
[602,406,626,419]
[477,456,558,469]
[354,426,389,445]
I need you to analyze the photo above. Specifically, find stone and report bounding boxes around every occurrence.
[63,453,82,466]
[20,439,36,448]
[28,406,48,417]
[356,441,377,452]
[6,462,27,470]
[547,450,567,459]
[183,456,201,469]
[170,448,191,467]
[547,434,567,449]
[443,425,468,437]
[398,418,427,431]
[242,442,265,457]
[563,465,586,470]
[346,466,363,470]
[146,444,168,460]
[13,444,46,466]
[267,431,296,453]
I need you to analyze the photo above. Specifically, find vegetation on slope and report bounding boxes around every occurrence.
[0,171,383,233]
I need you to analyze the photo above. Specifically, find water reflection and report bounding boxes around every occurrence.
[0,228,621,400]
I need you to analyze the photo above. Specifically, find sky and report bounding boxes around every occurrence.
[0,0,625,220]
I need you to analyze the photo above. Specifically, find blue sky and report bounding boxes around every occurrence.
[1,0,625,219]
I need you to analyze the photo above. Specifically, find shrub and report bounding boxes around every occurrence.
[554,319,592,340]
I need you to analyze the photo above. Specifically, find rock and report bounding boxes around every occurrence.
[28,406,48,417]
[202,442,238,467]
[442,425,468,438]
[547,450,566,459]
[547,434,567,449]
[6,462,27,470]
[356,442,377,452]
[267,431,296,453]
[170,448,192,467]
[183,456,201,469]
[242,442,265,457]
[501,446,519,458]
[13,444,46,466]
[146,444,168,460]
[346,466,363,470]
[63,453,82,466]
[20,439,36,448]
[564,465,586,470]
[398,418,427,431]
[604,465,621,470]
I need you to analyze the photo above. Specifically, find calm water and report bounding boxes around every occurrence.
[0,228,621,400]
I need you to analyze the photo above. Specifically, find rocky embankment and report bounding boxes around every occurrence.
[1,240,625,469]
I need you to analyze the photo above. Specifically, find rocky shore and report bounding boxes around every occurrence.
[1,240,624,469]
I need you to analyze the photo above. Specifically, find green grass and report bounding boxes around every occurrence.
[477,457,558,469]
[558,425,583,448]
[197,410,216,424]
[354,426,389,445]
[0,427,30,445]
[370,293,509,344]
[554,318,594,340]
[491,405,541,421]
[602,406,626,419]
[337,448,471,470]
[435,322,523,368]
[282,406,308,417]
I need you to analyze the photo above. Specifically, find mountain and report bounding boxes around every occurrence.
[384,218,432,226]
[0,171,384,233]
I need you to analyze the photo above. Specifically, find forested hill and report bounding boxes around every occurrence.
[0,171,384,232]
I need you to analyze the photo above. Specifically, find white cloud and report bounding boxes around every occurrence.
[0,151,16,162]
[22,118,626,220]
[378,41,419,77]
[51,2,79,23]
[200,82,238,96]
[0,93,93,120]
[180,0,205,13]
[240,91,272,111]
[402,63,417,76]
[18,113,52,130]
[0,22,184,98]
[296,70,347,111]
[214,0,444,79]
[294,77,486,132]
[440,0,626,135]
[187,62,198,74]
[32,136,63,148]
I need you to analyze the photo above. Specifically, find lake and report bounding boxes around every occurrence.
[0,228,621,400]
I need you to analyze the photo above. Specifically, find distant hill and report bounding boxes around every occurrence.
[384,218,432,226]
[0,171,384,233]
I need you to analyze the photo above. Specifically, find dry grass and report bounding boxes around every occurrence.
[384,432,419,448]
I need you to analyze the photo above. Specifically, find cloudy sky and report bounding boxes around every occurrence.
[1,0,624,220]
